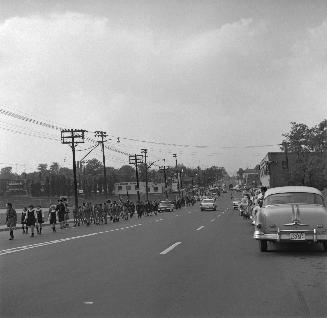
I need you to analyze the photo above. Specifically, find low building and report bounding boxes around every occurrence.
[0,179,28,196]
[260,151,327,189]
[243,169,260,187]
[114,182,165,195]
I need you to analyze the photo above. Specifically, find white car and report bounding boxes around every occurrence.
[233,201,240,210]
[200,198,217,211]
[254,186,327,252]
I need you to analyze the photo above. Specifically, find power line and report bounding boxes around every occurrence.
[0,125,60,141]
[1,106,208,149]
[0,105,281,151]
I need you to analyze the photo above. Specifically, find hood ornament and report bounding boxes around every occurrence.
[284,204,308,226]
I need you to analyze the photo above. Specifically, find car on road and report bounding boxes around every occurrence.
[233,201,240,210]
[200,198,217,211]
[158,200,174,212]
[254,186,327,252]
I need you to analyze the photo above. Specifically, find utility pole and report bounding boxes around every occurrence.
[173,153,180,197]
[95,131,108,198]
[141,149,148,202]
[129,154,143,203]
[159,159,168,199]
[61,129,85,212]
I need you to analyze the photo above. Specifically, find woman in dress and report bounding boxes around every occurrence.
[21,207,28,234]
[26,204,36,237]
[35,205,44,234]
[48,204,57,232]
[6,202,17,240]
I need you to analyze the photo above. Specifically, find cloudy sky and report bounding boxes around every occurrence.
[0,0,326,175]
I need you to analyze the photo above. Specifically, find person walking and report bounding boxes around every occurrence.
[35,205,44,234]
[6,202,17,240]
[48,204,57,232]
[21,207,28,234]
[26,204,36,237]
[56,200,66,229]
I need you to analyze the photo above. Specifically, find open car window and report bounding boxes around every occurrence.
[264,192,325,206]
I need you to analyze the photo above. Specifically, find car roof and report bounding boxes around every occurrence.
[265,186,322,198]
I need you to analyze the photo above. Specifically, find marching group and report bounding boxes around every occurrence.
[4,196,194,240]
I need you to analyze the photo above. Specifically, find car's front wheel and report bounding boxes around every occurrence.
[259,240,268,252]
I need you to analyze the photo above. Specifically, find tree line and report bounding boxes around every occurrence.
[0,159,229,197]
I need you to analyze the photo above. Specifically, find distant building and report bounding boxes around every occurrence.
[242,169,260,187]
[260,151,327,188]
[114,182,165,195]
[0,179,28,196]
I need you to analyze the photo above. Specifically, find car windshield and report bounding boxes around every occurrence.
[159,201,170,206]
[203,199,214,203]
[264,192,325,206]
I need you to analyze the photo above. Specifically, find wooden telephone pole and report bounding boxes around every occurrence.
[61,129,85,211]
[129,154,143,203]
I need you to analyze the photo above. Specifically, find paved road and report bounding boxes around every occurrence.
[1,194,326,318]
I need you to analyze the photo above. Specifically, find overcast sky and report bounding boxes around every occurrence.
[0,0,326,175]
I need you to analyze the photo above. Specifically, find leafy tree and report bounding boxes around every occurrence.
[282,120,327,189]
[37,163,48,173]
[118,165,135,182]
[50,162,60,174]
[0,166,13,179]
[85,159,103,175]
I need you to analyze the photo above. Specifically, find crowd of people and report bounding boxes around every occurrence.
[237,186,268,223]
[4,195,196,240]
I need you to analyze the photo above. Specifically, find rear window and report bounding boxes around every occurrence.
[203,199,214,203]
[159,201,170,206]
[264,192,325,206]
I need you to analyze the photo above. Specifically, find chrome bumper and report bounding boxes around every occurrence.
[254,229,327,242]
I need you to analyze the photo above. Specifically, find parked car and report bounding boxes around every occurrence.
[158,200,174,212]
[254,186,327,252]
[200,198,217,211]
[233,201,240,210]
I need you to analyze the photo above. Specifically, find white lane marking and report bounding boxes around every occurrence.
[188,211,192,214]
[196,226,205,231]
[210,219,215,222]
[0,224,143,256]
[160,242,182,255]
[84,301,94,305]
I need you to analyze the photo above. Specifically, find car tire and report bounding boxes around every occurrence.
[322,242,327,251]
[259,240,268,252]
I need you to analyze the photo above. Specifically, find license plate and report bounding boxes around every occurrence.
[290,232,305,240]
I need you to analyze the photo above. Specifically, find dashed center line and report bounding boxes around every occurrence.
[196,226,205,231]
[0,224,143,256]
[210,219,215,222]
[160,242,182,255]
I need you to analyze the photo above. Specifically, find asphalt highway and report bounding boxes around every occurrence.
[1,193,326,318]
